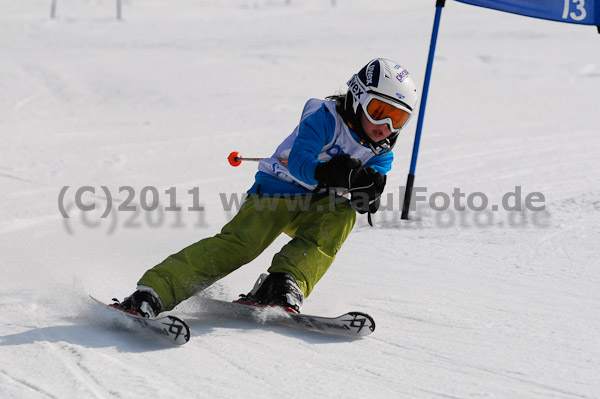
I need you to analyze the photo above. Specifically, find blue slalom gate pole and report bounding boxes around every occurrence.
[401,0,446,220]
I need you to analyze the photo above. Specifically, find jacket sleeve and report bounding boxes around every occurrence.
[287,104,336,186]
[364,151,394,175]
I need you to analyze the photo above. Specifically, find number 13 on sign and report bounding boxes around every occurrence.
[562,0,587,21]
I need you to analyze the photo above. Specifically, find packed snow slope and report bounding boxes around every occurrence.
[1,1,599,398]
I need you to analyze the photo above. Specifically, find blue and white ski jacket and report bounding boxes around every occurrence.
[247,98,393,195]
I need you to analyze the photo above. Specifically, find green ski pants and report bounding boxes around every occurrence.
[138,193,356,311]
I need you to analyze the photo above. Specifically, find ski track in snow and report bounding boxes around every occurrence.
[1,0,600,398]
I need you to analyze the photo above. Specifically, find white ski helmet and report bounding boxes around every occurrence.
[344,58,418,155]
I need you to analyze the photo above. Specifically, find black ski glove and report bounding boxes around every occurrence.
[314,154,362,189]
[349,167,386,214]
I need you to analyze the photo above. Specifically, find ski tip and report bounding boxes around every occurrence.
[89,295,191,345]
[165,315,192,345]
[345,312,376,335]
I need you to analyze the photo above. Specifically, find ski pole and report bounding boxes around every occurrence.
[228,151,352,197]
[228,151,288,167]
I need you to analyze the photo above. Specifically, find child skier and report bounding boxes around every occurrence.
[116,58,418,317]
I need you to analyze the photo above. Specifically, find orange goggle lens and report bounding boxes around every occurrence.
[365,98,411,129]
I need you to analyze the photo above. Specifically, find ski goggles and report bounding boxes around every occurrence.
[364,97,411,130]
[347,74,413,133]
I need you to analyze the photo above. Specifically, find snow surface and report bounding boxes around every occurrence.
[1,0,599,398]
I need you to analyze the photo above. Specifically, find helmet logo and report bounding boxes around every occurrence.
[396,93,406,100]
[396,70,409,83]
[347,75,365,102]
[359,60,380,87]
[365,64,376,86]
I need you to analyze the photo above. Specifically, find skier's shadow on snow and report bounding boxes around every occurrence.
[0,316,200,352]
[0,317,355,352]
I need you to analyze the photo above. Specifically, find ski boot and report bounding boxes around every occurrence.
[236,272,304,313]
[112,288,163,318]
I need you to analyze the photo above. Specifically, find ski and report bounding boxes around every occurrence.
[89,296,190,345]
[197,298,375,337]
[90,295,374,341]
